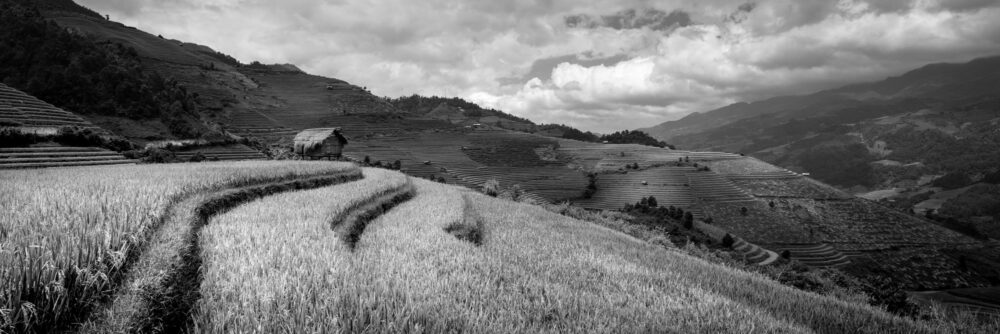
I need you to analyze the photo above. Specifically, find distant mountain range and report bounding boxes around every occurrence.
[640,55,1000,193]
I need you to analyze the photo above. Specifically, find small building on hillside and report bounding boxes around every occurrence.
[293,128,348,160]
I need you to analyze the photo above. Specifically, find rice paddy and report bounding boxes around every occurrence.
[0,161,357,332]
[0,162,976,333]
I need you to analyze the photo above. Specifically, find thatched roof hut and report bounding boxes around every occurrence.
[293,128,348,159]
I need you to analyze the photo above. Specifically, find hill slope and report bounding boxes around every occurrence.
[639,56,1000,194]
[3,162,949,332]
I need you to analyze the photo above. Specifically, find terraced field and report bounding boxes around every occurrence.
[762,243,851,268]
[0,146,135,169]
[1,161,360,332]
[688,172,756,203]
[573,167,699,213]
[246,71,396,130]
[0,83,99,129]
[173,144,267,161]
[0,160,978,333]
[809,198,977,250]
[731,178,849,199]
[224,110,298,143]
[345,132,588,202]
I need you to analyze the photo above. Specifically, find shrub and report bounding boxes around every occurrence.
[722,234,735,248]
[0,128,38,147]
[504,184,524,201]
[188,152,206,163]
[932,172,973,190]
[482,178,500,197]
[145,148,176,163]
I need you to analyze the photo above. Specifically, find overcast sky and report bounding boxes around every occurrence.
[78,0,1000,133]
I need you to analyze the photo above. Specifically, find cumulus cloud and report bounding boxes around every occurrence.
[77,0,1000,132]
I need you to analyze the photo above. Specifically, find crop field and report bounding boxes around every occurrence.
[0,161,979,332]
[349,132,588,202]
[173,144,267,161]
[704,157,795,176]
[0,83,98,129]
[190,175,933,332]
[702,200,816,244]
[807,199,977,249]
[573,166,700,213]
[0,161,358,332]
[687,172,755,202]
[730,178,849,199]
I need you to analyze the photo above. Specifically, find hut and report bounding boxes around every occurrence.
[293,128,348,160]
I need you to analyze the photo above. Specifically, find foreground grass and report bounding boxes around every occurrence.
[0,161,356,332]
[192,170,930,333]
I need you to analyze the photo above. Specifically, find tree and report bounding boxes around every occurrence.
[683,212,693,227]
[363,155,371,165]
[740,207,749,216]
[647,196,658,208]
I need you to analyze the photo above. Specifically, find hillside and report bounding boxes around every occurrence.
[639,56,1000,228]
[6,161,978,333]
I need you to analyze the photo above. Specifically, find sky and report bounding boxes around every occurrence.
[78,0,1000,133]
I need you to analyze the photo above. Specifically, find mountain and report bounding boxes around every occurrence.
[640,56,1000,194]
[0,0,400,145]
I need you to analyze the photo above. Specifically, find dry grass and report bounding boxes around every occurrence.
[0,161,356,332]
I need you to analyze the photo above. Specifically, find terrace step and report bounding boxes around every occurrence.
[0,155,128,164]
[765,243,851,268]
[0,146,106,153]
[0,159,138,169]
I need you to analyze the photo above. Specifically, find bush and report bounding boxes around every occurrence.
[722,234,735,248]
[188,152,206,162]
[0,128,38,147]
[483,178,500,197]
[932,172,972,190]
[503,184,524,201]
[144,148,176,163]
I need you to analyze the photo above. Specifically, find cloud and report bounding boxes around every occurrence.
[565,8,693,31]
[77,0,1000,133]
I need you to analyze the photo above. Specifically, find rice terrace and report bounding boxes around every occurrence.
[3,0,1000,333]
